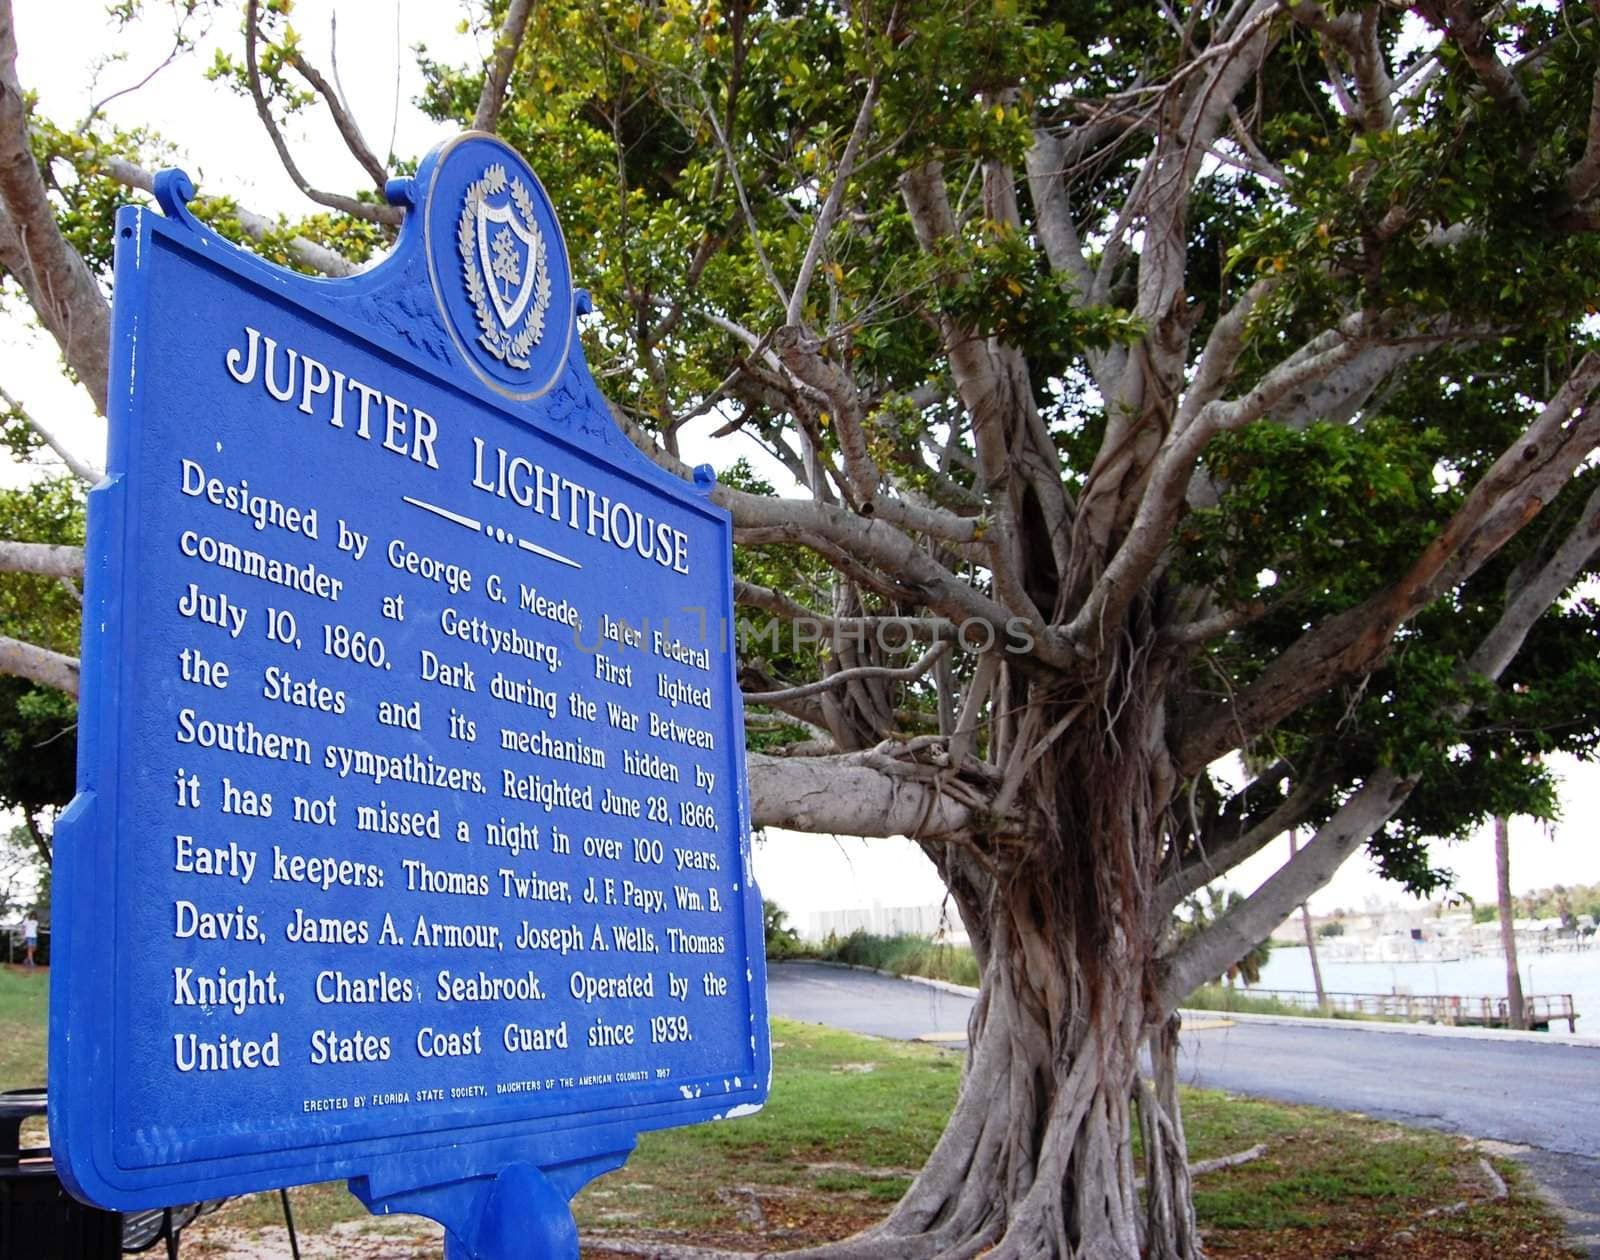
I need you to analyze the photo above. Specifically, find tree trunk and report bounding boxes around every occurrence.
[21,811,50,866]
[1289,831,1327,1010]
[1494,815,1526,1030]
[789,889,1197,1260]
[792,665,1199,1260]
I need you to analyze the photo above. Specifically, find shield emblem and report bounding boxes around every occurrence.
[476,197,540,330]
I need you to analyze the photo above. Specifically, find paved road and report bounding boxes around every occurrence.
[1177,1018,1599,1157]
[767,961,978,1042]
[767,961,1600,1253]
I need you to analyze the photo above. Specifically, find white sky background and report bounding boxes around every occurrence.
[4,1,1598,923]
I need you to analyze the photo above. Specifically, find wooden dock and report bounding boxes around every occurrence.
[1235,989,1579,1032]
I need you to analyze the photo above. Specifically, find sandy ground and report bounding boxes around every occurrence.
[182,1214,444,1258]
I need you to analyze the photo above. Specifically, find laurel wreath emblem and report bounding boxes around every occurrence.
[457,163,552,369]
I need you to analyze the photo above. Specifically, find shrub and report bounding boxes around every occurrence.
[817,931,979,987]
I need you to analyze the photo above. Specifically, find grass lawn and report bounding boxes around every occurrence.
[0,964,48,1088]
[0,969,1576,1258]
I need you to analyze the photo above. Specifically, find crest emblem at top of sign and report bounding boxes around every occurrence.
[419,134,575,402]
[460,163,550,368]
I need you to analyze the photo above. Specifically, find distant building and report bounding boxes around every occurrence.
[805,902,968,945]
[1268,899,1591,961]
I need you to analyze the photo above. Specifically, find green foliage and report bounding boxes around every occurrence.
[0,482,84,625]
[0,825,46,924]
[26,116,169,276]
[1229,8,1600,340]
[1314,920,1345,939]
[1495,879,1600,924]
[763,897,810,958]
[1177,888,1271,986]
[815,930,979,988]
[1178,418,1448,610]
[413,0,1144,443]
[411,1,1600,881]
[930,223,1144,386]
[0,480,83,829]
[0,680,76,821]
[1182,984,1326,1019]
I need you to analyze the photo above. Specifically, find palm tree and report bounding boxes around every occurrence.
[1180,889,1270,987]
[763,898,802,958]
[1495,816,1527,1030]
[1289,830,1328,1011]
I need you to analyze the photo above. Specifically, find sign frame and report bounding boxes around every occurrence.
[49,136,770,1248]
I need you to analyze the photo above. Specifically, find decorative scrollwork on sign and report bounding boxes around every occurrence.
[457,163,551,370]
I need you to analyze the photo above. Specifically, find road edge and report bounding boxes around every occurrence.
[1176,1006,1600,1048]
[784,961,1600,1047]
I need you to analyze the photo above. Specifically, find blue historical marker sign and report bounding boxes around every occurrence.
[50,134,769,1253]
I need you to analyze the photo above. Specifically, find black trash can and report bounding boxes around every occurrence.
[0,1088,121,1260]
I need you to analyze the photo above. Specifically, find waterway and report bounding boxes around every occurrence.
[1254,944,1600,1033]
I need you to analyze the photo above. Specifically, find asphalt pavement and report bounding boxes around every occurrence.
[767,960,1600,1255]
[766,960,977,1042]
[1177,1017,1599,1158]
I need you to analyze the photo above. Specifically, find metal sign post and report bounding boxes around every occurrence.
[50,134,769,1258]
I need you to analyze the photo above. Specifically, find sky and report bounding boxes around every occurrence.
[753,750,1600,925]
[5,0,1598,925]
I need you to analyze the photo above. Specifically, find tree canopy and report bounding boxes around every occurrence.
[0,477,83,862]
[2,1,1599,1255]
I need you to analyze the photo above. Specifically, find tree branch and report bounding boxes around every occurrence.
[1266,338,1436,431]
[0,541,85,580]
[786,72,879,327]
[772,324,880,506]
[1133,0,1275,331]
[735,492,1063,658]
[1023,129,1094,297]
[1024,127,1127,402]
[899,162,1004,485]
[0,633,78,696]
[95,155,360,277]
[78,8,197,134]
[607,362,1065,662]
[1172,276,1279,432]
[1414,0,1530,116]
[1466,477,1600,681]
[285,47,387,189]
[747,751,983,838]
[1286,1,1394,132]
[472,0,536,135]
[1157,766,1417,1008]
[898,159,1066,625]
[0,383,101,483]
[1159,598,1267,649]
[735,578,952,644]
[1566,65,1600,206]
[243,0,401,226]
[743,640,951,705]
[1161,470,1600,1004]
[1069,326,1366,648]
[1179,350,1600,774]
[0,0,112,415]
[1073,6,1277,590]
[21,809,50,866]
[1154,768,1336,920]
[692,79,788,312]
